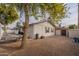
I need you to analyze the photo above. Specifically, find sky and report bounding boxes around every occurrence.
[61,3,78,26]
[7,3,78,28]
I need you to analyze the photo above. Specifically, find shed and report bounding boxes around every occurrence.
[56,27,69,36]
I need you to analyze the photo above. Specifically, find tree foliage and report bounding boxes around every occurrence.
[39,4,69,24]
[15,3,69,24]
[69,24,77,29]
[0,4,18,25]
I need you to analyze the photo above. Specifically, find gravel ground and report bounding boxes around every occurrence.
[0,36,79,56]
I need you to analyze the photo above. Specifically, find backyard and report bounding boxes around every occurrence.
[0,36,79,56]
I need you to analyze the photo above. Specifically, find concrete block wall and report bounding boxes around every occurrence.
[68,29,79,38]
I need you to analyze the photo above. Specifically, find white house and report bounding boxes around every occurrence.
[27,20,55,39]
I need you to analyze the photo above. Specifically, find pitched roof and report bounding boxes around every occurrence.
[28,16,56,28]
[29,16,47,24]
[29,19,47,25]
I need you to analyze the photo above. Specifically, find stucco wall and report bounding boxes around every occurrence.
[0,27,4,39]
[7,29,18,34]
[27,25,34,38]
[68,29,79,38]
[33,22,55,38]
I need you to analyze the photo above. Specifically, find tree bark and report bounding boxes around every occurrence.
[20,4,29,49]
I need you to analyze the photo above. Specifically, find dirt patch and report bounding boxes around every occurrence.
[0,36,79,56]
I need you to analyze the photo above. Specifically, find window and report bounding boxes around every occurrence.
[51,28,53,32]
[45,27,50,33]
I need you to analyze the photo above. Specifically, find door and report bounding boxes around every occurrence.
[61,30,66,36]
[35,33,39,39]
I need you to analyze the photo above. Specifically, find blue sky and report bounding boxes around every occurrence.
[61,3,78,26]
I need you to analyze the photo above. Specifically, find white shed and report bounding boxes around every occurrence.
[56,27,68,36]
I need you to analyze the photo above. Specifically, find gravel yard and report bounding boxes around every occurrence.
[0,36,79,56]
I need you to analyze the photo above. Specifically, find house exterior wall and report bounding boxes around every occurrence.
[32,22,55,38]
[27,25,34,38]
[7,29,18,34]
[0,27,4,39]
[68,29,79,38]
[66,30,69,37]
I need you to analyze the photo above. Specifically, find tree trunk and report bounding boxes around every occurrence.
[20,4,29,49]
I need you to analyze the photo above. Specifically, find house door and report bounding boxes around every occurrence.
[35,33,39,39]
[61,30,66,36]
